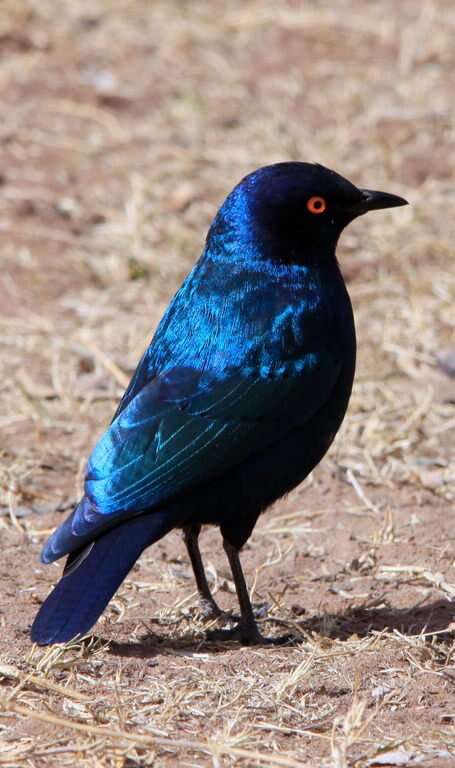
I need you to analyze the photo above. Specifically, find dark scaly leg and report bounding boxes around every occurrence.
[183,524,222,619]
[206,539,292,646]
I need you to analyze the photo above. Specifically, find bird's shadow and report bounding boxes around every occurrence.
[108,598,455,659]
[299,598,455,642]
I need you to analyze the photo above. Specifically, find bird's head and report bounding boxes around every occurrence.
[209,162,407,266]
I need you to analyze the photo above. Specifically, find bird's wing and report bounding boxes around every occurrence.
[87,354,339,515]
[42,354,341,562]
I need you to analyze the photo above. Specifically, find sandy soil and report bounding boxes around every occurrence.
[0,1,454,766]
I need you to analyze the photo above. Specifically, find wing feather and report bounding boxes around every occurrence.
[85,353,340,517]
[42,354,342,562]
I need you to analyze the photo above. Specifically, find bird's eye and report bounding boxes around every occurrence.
[307,196,326,214]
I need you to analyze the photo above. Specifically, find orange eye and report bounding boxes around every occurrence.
[307,196,326,214]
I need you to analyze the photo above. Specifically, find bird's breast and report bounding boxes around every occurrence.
[250,267,355,374]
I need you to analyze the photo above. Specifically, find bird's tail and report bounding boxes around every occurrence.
[31,511,174,645]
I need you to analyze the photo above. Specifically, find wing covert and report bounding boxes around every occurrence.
[85,352,341,518]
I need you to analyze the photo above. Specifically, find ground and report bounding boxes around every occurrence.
[0,1,454,766]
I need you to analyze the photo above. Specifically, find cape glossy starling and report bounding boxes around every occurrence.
[31,162,407,646]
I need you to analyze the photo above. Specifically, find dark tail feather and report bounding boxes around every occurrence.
[31,511,174,645]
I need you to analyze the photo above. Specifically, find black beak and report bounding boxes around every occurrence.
[354,188,408,214]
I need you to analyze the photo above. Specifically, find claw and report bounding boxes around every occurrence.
[199,598,223,620]
[206,622,294,646]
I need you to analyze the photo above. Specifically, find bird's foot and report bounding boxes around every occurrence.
[206,621,293,647]
[222,602,270,623]
[199,597,223,621]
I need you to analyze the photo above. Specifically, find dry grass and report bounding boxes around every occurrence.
[0,0,454,765]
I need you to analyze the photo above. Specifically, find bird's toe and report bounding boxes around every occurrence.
[205,622,295,647]
[199,598,224,620]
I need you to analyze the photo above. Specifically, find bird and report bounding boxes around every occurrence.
[31,162,407,646]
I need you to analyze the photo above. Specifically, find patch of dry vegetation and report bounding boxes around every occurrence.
[0,0,454,765]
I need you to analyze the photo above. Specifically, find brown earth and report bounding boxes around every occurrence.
[0,1,454,766]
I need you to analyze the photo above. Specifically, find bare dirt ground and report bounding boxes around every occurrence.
[0,1,454,766]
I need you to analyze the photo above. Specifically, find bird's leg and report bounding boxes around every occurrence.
[206,539,292,646]
[183,524,222,619]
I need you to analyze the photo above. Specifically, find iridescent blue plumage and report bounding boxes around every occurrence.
[32,162,407,645]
